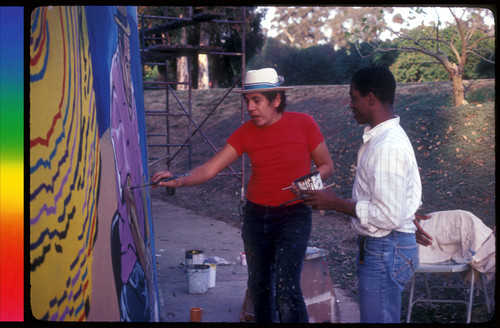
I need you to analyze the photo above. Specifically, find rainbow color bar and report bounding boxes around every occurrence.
[0,6,24,322]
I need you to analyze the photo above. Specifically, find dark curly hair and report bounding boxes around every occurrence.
[262,90,287,113]
[351,66,396,106]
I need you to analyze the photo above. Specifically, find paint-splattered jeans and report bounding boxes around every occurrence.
[357,231,418,323]
[242,200,311,323]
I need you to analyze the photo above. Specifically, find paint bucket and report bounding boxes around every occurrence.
[185,249,204,268]
[207,263,216,288]
[187,264,210,294]
[294,171,323,191]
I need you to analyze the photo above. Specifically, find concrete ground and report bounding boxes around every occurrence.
[151,199,359,323]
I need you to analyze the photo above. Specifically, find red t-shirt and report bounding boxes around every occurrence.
[227,112,324,206]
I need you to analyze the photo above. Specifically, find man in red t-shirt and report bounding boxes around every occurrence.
[153,68,334,323]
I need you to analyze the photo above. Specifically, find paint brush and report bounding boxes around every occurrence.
[278,195,306,207]
[129,173,191,190]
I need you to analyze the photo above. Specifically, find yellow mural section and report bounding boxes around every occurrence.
[30,6,99,321]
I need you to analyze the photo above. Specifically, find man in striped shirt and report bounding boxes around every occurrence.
[302,66,423,323]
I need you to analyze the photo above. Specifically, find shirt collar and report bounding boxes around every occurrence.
[362,116,400,144]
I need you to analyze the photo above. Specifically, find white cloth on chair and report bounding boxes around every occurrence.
[418,210,495,280]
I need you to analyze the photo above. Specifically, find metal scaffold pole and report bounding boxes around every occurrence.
[138,6,247,202]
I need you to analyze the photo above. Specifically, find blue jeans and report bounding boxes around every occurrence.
[357,231,418,323]
[242,200,312,323]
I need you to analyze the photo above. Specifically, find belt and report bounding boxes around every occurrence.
[246,199,307,216]
[358,235,366,265]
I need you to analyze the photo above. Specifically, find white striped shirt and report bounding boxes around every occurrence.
[351,116,422,237]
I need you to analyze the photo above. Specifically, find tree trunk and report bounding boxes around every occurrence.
[451,71,468,107]
[177,27,189,91]
[158,62,167,82]
[177,57,188,90]
[198,23,210,89]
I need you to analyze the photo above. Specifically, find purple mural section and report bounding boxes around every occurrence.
[30,6,159,321]
[108,6,156,321]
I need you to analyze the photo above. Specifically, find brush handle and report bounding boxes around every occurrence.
[129,173,191,190]
[322,182,336,189]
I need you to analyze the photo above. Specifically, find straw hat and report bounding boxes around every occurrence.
[234,68,292,94]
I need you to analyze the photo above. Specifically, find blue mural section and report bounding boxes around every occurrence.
[85,6,159,321]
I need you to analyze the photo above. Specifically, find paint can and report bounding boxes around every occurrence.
[187,264,210,294]
[207,263,216,288]
[294,171,323,191]
[190,307,204,322]
[185,249,204,268]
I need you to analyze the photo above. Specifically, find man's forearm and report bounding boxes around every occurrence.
[332,197,357,218]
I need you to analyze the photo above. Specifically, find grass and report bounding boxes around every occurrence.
[145,79,495,323]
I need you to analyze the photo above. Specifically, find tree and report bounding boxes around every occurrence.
[347,7,495,106]
[198,22,210,89]
[137,6,188,84]
[270,6,394,49]
[137,6,266,88]
[248,38,374,85]
[327,7,394,48]
[249,37,290,69]
[203,6,266,87]
[390,51,449,82]
[271,6,332,48]
[177,20,189,91]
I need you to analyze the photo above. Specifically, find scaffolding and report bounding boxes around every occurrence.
[138,6,246,200]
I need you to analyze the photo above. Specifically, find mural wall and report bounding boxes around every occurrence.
[29,6,159,321]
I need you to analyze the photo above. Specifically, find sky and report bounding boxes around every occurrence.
[259,6,494,39]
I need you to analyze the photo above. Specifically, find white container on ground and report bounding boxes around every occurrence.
[207,263,216,288]
[187,264,210,294]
